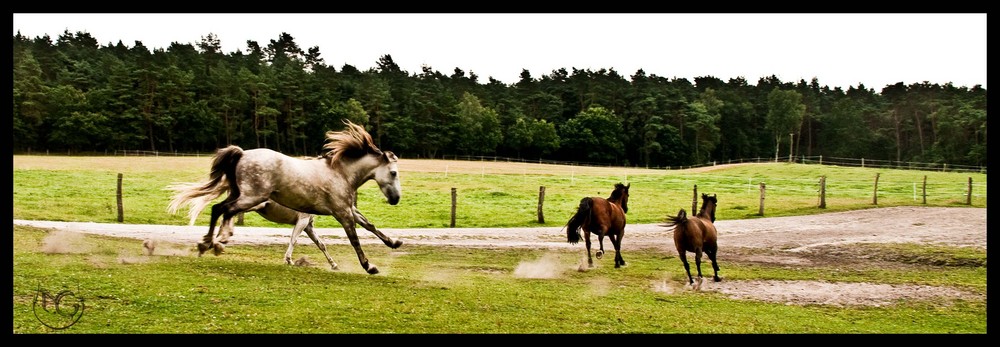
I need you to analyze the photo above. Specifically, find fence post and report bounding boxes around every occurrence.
[537,186,545,223]
[692,184,699,214]
[116,173,124,223]
[872,173,880,205]
[450,187,457,228]
[758,182,766,216]
[967,177,973,205]
[818,176,826,209]
[922,175,927,204]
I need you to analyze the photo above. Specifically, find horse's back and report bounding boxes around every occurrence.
[590,198,626,232]
[696,217,718,247]
[673,216,718,251]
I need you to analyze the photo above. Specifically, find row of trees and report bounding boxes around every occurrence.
[12,30,988,168]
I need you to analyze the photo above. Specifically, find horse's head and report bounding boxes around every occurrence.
[610,182,630,214]
[373,151,401,205]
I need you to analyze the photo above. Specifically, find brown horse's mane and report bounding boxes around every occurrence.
[699,194,718,222]
[608,183,627,200]
[607,183,629,212]
[322,120,382,162]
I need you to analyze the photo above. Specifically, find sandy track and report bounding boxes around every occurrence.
[13,206,987,251]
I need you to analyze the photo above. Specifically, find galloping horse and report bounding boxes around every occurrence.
[665,193,721,285]
[565,183,630,268]
[168,181,387,271]
[167,120,401,274]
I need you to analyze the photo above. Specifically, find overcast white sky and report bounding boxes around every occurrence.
[13,13,988,90]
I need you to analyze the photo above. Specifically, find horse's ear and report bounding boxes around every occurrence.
[626,183,630,189]
[383,151,398,162]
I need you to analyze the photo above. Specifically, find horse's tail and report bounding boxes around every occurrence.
[566,197,593,244]
[165,146,243,225]
[663,208,688,227]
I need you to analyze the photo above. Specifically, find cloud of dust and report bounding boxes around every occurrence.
[40,230,93,254]
[513,253,564,279]
[140,239,193,257]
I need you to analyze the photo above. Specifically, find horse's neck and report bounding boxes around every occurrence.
[698,204,716,221]
[607,196,624,206]
[334,155,379,189]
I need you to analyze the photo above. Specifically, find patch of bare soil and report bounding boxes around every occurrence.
[16,206,986,307]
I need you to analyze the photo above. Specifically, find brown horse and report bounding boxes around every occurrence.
[565,183,630,268]
[665,193,721,285]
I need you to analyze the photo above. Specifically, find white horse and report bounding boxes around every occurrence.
[168,120,401,274]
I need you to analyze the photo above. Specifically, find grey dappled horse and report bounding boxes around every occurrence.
[167,120,401,274]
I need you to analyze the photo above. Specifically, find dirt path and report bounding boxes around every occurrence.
[14,206,987,307]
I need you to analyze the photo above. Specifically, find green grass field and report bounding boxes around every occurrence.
[12,155,987,229]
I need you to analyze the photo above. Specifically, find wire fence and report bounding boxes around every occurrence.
[97,150,987,174]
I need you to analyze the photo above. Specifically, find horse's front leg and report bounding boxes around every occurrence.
[354,208,402,249]
[299,216,338,271]
[706,248,721,282]
[336,214,379,275]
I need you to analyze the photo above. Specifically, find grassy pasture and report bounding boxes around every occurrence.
[12,155,987,229]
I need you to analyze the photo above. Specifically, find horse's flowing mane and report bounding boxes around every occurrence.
[323,120,382,162]
[609,183,628,201]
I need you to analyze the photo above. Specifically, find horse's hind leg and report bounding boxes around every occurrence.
[284,216,309,265]
[596,233,605,259]
[200,198,263,256]
[584,231,595,268]
[610,232,625,268]
[706,247,721,282]
[678,251,694,284]
[694,250,705,282]
[199,202,228,256]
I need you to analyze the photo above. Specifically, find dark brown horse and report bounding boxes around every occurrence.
[565,183,630,268]
[665,193,721,285]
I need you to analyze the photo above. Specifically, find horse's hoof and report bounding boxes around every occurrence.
[390,239,403,249]
[329,264,339,271]
[596,251,604,259]
[212,243,225,256]
[713,276,722,282]
[197,243,210,256]
[366,265,379,275]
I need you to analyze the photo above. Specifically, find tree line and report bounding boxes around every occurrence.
[12,30,988,168]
